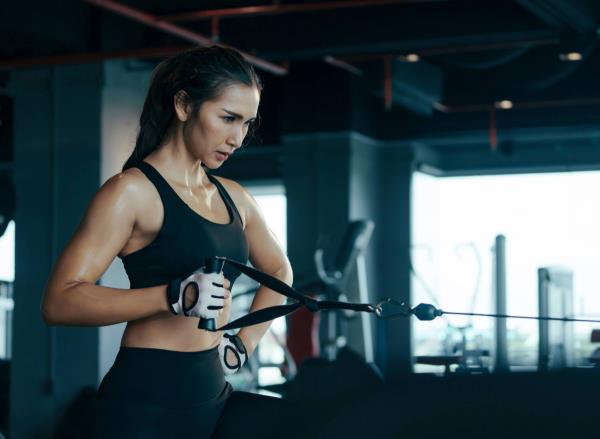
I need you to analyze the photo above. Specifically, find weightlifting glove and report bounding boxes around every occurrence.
[218,333,248,375]
[167,268,225,318]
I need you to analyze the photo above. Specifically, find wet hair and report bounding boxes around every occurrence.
[122,46,262,171]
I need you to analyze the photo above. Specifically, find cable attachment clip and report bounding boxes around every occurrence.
[375,298,412,319]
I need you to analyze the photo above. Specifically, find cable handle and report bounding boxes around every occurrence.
[198,257,225,331]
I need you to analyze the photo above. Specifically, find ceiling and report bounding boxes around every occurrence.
[2,0,600,173]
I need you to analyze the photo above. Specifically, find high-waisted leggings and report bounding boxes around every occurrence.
[86,346,314,438]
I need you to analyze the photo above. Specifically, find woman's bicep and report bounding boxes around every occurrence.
[46,174,137,293]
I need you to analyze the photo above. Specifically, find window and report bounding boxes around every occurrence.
[0,220,15,359]
[0,220,14,282]
[412,171,600,372]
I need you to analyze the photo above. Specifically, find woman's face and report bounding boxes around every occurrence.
[182,83,260,169]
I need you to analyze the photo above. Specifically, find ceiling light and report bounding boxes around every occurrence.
[559,52,583,61]
[495,100,513,110]
[399,53,420,62]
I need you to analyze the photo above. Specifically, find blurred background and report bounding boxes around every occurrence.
[2,0,600,437]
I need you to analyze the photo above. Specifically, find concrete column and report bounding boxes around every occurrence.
[10,64,103,438]
[282,132,352,283]
[376,143,413,377]
[282,131,391,365]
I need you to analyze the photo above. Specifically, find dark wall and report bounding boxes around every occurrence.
[9,64,102,438]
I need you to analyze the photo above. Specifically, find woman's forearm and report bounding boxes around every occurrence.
[237,267,292,357]
[42,282,170,327]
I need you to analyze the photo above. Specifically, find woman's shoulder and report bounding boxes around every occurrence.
[103,167,154,196]
[96,167,158,212]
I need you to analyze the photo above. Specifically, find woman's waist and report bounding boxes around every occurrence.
[122,308,230,350]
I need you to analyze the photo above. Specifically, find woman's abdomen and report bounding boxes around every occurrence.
[121,306,231,351]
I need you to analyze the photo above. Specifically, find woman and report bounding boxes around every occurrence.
[42,46,301,438]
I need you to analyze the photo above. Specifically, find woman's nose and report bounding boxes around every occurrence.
[228,126,245,148]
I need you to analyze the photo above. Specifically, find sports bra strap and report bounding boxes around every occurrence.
[207,174,244,225]
[135,162,176,204]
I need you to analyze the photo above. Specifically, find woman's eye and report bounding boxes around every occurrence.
[223,116,235,123]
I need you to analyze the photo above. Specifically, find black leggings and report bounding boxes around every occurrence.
[86,346,311,438]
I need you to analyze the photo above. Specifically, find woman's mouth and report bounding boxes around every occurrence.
[215,151,229,161]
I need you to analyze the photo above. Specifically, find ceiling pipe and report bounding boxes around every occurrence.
[85,0,288,76]
[323,56,363,76]
[161,0,446,22]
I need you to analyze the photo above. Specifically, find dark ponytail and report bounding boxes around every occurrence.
[122,46,262,171]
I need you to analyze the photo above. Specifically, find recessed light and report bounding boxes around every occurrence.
[399,53,420,63]
[495,100,513,110]
[559,52,583,61]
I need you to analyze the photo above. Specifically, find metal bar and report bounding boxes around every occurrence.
[356,254,375,363]
[323,56,363,76]
[505,97,600,110]
[86,0,213,44]
[494,235,509,373]
[538,268,550,371]
[84,0,288,76]
[161,0,446,22]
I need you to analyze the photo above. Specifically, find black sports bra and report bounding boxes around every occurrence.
[120,162,249,289]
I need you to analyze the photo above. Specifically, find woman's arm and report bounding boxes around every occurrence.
[234,185,293,357]
[42,171,170,326]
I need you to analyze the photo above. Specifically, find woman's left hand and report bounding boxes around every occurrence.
[218,333,248,375]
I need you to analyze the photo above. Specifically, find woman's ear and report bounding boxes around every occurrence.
[174,90,191,122]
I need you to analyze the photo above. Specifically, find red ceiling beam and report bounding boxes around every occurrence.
[161,0,446,22]
[383,56,393,111]
[85,0,288,76]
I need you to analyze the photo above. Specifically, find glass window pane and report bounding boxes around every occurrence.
[0,221,15,282]
[412,171,600,373]
[0,220,15,361]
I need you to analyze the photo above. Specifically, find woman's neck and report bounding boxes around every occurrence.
[146,142,208,189]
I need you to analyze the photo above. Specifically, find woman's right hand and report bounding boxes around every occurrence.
[167,269,227,319]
